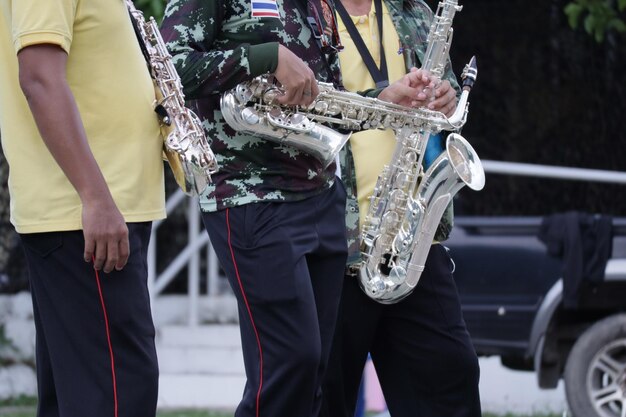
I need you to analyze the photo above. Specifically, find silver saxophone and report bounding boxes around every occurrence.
[126,0,218,196]
[219,2,484,303]
[358,0,484,303]
[220,76,468,168]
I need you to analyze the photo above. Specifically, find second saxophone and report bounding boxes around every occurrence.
[359,0,484,303]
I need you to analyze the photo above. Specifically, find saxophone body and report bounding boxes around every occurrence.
[126,1,218,196]
[220,77,466,167]
[358,0,484,303]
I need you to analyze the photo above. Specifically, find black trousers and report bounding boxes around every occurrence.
[20,223,158,417]
[321,244,481,417]
[202,181,348,417]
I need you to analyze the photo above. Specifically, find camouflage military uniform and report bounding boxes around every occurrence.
[161,2,349,417]
[339,0,461,266]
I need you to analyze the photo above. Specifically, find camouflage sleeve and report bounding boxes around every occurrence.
[160,0,279,98]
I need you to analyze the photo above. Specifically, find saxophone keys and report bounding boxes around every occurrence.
[241,108,260,125]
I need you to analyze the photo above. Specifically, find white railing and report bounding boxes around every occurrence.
[481,160,626,184]
[147,190,226,326]
[148,160,626,326]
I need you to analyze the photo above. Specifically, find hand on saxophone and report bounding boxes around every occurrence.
[396,68,458,117]
[274,44,319,107]
[426,79,458,118]
[377,68,435,107]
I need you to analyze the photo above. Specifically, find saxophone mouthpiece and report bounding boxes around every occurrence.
[461,55,478,90]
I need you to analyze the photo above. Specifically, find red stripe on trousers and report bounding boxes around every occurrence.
[226,208,264,417]
[93,261,119,417]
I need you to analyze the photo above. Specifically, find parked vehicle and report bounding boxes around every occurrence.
[447,215,626,417]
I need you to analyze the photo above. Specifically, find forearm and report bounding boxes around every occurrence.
[167,43,279,98]
[20,73,114,206]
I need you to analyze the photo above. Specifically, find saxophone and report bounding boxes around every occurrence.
[126,1,218,196]
[220,76,467,168]
[358,0,484,303]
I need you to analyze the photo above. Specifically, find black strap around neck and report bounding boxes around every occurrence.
[335,0,389,88]
[128,11,151,70]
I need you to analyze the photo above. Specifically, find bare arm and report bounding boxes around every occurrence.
[18,44,129,273]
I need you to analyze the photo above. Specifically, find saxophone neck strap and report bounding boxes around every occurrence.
[335,0,389,88]
[125,5,170,123]
[126,7,153,78]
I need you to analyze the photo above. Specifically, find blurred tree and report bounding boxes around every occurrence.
[564,0,626,42]
[135,0,168,21]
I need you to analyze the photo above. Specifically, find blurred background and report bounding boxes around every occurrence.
[435,0,626,217]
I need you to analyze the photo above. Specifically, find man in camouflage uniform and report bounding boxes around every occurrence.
[160,1,434,416]
[320,0,482,416]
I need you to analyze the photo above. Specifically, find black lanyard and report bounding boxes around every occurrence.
[335,0,389,88]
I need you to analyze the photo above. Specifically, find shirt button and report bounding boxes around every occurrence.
[359,16,366,24]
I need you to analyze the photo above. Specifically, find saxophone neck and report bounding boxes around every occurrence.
[446,90,469,128]
[446,55,477,128]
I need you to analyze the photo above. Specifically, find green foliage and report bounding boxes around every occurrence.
[564,0,626,42]
[134,0,168,22]
[0,395,37,407]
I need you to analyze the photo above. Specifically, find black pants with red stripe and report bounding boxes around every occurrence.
[320,244,482,417]
[20,222,158,417]
[202,181,348,417]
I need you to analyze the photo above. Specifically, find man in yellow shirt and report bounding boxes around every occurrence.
[0,1,165,416]
[321,0,482,416]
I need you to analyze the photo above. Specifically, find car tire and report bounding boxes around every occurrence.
[564,314,626,417]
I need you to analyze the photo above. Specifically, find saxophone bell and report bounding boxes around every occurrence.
[161,110,215,196]
[446,133,485,192]
[220,84,352,168]
[359,133,484,304]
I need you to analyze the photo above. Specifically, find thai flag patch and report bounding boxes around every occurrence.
[251,0,281,18]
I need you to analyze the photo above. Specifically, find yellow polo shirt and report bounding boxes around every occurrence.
[0,0,166,233]
[337,1,406,230]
